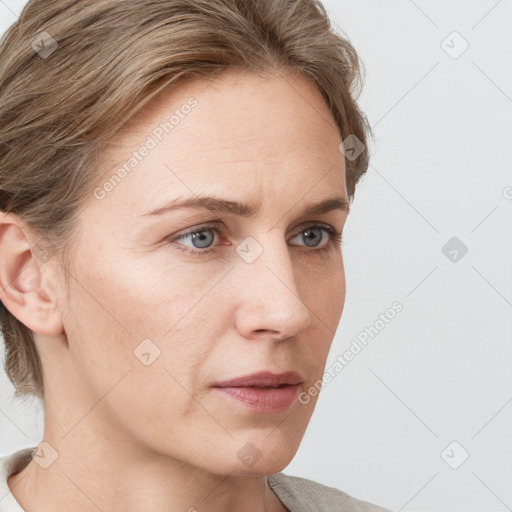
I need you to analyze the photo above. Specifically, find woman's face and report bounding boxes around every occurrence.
[53,69,349,475]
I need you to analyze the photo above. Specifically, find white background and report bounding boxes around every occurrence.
[1,1,511,511]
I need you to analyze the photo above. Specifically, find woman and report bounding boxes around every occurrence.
[0,0,392,510]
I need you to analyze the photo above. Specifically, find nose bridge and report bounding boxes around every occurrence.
[233,232,311,338]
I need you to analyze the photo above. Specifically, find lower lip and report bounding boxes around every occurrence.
[212,384,301,413]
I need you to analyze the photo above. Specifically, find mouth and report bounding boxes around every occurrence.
[211,371,304,412]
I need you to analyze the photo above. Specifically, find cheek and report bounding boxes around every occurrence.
[62,273,220,450]
[330,256,346,318]
[63,251,228,397]
[299,254,345,370]
[297,252,346,328]
[67,246,213,341]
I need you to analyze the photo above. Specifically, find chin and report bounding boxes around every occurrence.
[232,437,301,477]
[194,437,299,477]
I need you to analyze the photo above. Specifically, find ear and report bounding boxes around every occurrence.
[0,212,64,337]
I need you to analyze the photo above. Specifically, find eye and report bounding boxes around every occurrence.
[170,222,223,254]
[166,222,342,255]
[289,223,340,250]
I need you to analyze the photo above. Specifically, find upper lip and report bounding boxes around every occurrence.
[213,371,304,388]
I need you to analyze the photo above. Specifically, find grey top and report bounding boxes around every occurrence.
[0,447,393,511]
[267,472,393,511]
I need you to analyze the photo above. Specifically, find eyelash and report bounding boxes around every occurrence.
[168,221,343,256]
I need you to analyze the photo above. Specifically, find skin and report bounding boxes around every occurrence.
[1,68,349,512]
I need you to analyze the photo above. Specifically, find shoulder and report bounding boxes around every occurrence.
[0,447,35,512]
[267,472,394,512]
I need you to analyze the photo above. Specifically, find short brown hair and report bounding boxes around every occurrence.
[0,0,372,401]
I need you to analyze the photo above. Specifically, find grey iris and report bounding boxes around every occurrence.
[303,227,323,247]
[191,230,215,248]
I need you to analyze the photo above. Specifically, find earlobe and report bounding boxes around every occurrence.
[0,215,64,337]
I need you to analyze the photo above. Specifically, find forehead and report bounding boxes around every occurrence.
[92,70,347,214]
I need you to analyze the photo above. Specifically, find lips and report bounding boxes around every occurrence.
[211,371,304,412]
[212,371,304,388]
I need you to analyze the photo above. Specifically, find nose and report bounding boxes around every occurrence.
[233,234,312,342]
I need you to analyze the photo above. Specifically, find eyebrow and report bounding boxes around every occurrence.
[141,194,350,217]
